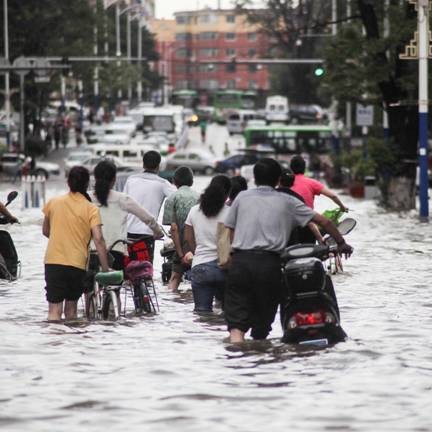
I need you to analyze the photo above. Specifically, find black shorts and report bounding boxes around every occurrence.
[45,264,86,303]
[224,250,282,340]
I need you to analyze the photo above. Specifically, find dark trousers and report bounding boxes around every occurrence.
[225,250,282,340]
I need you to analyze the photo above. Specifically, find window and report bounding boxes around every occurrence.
[198,48,219,57]
[123,150,139,158]
[198,14,218,23]
[173,153,186,160]
[247,32,257,41]
[176,49,192,58]
[199,80,219,89]
[226,48,236,56]
[198,64,218,72]
[227,79,236,89]
[226,63,236,73]
[176,33,192,41]
[198,32,217,40]
[248,48,256,58]
[226,15,235,23]
[176,15,193,24]
[248,80,257,90]
[248,64,257,73]
[225,32,236,40]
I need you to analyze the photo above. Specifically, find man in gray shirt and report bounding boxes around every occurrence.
[224,158,353,343]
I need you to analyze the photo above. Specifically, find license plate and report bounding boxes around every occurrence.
[299,338,328,347]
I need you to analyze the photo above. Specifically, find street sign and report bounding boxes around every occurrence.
[356,104,374,127]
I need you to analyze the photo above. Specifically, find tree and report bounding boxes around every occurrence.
[323,2,418,210]
[235,0,332,104]
[0,0,161,144]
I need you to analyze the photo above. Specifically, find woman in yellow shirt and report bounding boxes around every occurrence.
[42,166,109,321]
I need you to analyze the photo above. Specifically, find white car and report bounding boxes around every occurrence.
[0,153,60,178]
[64,149,94,177]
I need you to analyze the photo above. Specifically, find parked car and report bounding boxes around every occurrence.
[64,149,94,177]
[0,153,60,178]
[165,149,217,175]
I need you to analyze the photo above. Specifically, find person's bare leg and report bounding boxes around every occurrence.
[229,328,245,343]
[168,271,182,292]
[48,302,63,322]
[64,300,78,320]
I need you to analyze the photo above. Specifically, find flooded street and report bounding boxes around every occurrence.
[1,176,432,432]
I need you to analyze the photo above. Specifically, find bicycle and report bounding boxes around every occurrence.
[114,237,159,315]
[85,250,123,320]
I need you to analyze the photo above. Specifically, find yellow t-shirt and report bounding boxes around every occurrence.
[43,192,101,270]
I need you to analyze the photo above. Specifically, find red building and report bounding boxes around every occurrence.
[150,8,270,104]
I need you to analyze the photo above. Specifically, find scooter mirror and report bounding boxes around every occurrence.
[337,218,357,236]
[6,191,18,206]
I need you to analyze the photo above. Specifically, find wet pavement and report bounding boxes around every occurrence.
[1,127,432,431]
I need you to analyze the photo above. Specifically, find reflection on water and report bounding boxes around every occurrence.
[1,182,432,431]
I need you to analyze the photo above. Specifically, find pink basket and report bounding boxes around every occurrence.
[125,260,153,282]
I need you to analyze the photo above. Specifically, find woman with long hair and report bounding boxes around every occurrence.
[42,166,110,322]
[184,175,231,312]
[89,160,163,269]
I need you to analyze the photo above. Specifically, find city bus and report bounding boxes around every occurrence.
[171,90,199,109]
[243,124,333,154]
[212,90,258,123]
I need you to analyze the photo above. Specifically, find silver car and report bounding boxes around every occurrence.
[165,149,217,175]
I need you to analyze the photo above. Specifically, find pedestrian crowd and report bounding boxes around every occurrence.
[40,150,352,342]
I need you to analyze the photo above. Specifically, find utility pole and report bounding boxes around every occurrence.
[346,0,352,138]
[127,10,132,102]
[3,0,11,150]
[417,0,429,221]
[116,2,122,100]
[137,19,143,102]
[93,24,99,110]
[383,0,390,138]
[400,0,430,221]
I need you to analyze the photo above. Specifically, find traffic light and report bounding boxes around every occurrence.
[314,66,325,77]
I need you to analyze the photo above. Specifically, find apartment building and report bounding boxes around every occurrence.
[150,8,270,102]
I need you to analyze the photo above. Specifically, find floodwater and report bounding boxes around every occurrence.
[1,178,432,432]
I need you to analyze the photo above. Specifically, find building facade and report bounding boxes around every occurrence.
[150,8,270,104]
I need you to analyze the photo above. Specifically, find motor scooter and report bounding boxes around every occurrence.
[0,191,20,280]
[280,221,355,346]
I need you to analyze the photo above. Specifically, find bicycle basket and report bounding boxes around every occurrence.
[125,260,153,281]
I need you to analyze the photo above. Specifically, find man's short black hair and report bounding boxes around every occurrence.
[290,155,306,174]
[280,168,295,188]
[173,166,193,187]
[143,150,161,170]
[253,158,282,187]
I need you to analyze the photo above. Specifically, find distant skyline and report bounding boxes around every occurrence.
[155,0,234,19]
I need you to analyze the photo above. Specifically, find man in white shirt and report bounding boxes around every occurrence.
[124,150,176,262]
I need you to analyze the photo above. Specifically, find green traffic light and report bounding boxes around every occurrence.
[314,67,325,77]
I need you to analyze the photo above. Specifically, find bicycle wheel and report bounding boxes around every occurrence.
[140,280,155,314]
[102,289,120,320]
[87,293,99,320]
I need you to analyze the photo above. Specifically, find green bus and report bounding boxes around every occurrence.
[243,124,333,154]
[171,90,199,108]
[212,90,258,123]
